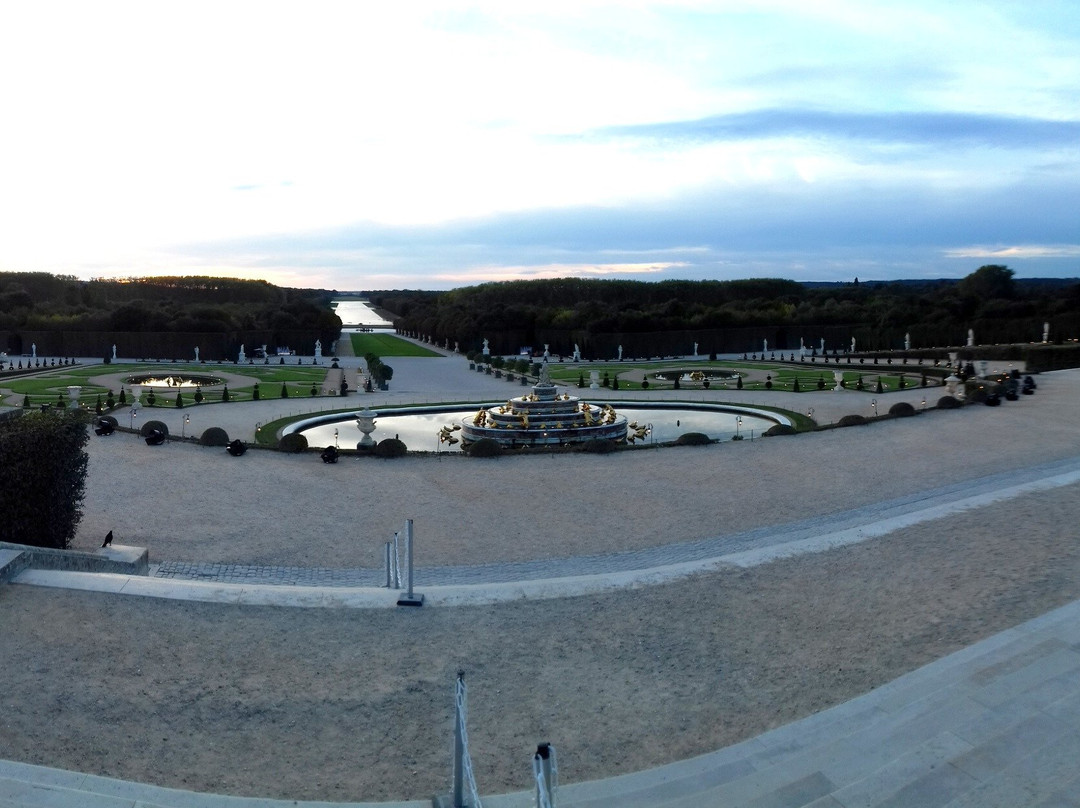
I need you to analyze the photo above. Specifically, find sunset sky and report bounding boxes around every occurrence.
[1,1,1077,290]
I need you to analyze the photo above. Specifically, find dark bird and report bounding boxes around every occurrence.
[102,530,113,548]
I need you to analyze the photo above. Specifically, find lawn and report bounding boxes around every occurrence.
[0,362,331,410]
[349,333,443,358]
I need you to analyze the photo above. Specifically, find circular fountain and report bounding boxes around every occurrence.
[461,364,628,447]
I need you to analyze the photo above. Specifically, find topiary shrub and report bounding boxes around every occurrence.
[199,426,230,447]
[374,437,408,458]
[641,379,649,389]
[139,420,169,438]
[281,382,289,398]
[193,386,204,404]
[277,432,308,453]
[889,401,916,417]
[0,410,90,549]
[837,414,868,427]
[251,383,260,401]
[579,439,618,454]
[221,385,230,402]
[675,432,711,445]
[937,395,962,409]
[465,438,502,458]
[764,424,797,437]
[175,392,184,408]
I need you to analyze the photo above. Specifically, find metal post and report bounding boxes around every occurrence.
[453,672,465,808]
[534,742,556,808]
[384,541,392,588]
[397,518,424,606]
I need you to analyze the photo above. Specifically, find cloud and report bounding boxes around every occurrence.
[431,262,682,285]
[596,109,1080,150]
[943,245,1080,259]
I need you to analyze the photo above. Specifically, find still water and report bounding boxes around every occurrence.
[294,404,781,451]
[332,299,394,328]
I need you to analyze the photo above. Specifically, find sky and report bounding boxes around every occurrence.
[1,1,1078,291]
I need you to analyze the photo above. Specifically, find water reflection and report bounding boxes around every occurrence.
[294,404,781,451]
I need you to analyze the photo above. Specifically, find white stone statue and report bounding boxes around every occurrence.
[454,341,460,353]
[799,337,805,358]
[850,337,856,353]
[820,337,825,353]
[314,339,322,361]
[194,346,200,361]
[539,363,552,385]
[763,338,768,353]
[238,344,246,363]
[31,343,36,358]
[904,333,910,351]
[482,338,490,356]
[1043,322,1050,343]
[617,345,623,360]
[543,344,550,358]
[573,343,581,361]
[693,342,698,356]
[967,329,974,347]
[112,344,117,361]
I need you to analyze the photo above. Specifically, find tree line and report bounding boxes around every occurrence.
[371,267,1080,357]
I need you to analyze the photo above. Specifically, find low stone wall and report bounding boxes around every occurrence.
[0,541,148,578]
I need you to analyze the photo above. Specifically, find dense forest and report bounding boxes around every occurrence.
[372,267,1080,358]
[0,273,341,359]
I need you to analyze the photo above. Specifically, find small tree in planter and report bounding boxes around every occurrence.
[107,390,116,408]
[175,392,184,408]
[221,385,230,402]
[194,386,204,404]
[311,383,318,396]
[251,382,260,401]
[792,376,800,392]
[281,382,289,398]
[765,375,773,390]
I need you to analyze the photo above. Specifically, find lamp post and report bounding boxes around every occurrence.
[871,398,878,417]
[182,413,190,438]
[129,406,137,434]
[334,428,339,448]
[735,415,742,439]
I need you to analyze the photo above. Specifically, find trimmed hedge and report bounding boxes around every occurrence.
[278,432,309,453]
[764,424,797,437]
[465,438,502,458]
[0,410,90,549]
[199,427,230,447]
[889,402,916,417]
[937,395,962,409]
[374,437,408,458]
[837,414,867,427]
[675,432,711,445]
[139,420,169,438]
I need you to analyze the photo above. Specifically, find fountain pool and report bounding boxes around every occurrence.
[289,402,786,452]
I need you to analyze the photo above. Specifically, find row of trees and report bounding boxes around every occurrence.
[372,267,1080,357]
[0,273,341,337]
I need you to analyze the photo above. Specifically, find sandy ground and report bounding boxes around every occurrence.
[0,366,1078,802]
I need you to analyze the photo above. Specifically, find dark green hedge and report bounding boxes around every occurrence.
[0,411,90,549]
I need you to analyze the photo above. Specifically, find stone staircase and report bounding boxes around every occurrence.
[3,598,1080,807]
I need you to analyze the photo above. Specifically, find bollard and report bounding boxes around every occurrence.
[397,518,424,606]
[384,541,393,588]
[534,742,557,808]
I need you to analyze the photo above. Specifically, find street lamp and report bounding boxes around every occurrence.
[806,407,814,420]
[871,398,878,417]
[334,428,339,448]
[735,415,742,439]
[182,413,190,438]
[129,406,137,433]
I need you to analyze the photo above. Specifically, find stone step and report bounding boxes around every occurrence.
[0,549,29,583]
